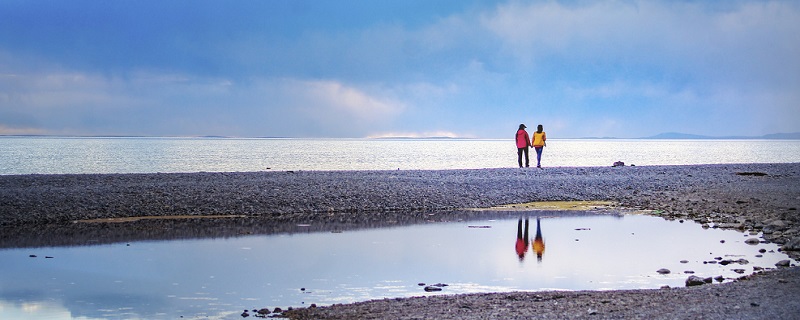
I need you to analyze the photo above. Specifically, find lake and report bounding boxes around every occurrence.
[1,136,799,174]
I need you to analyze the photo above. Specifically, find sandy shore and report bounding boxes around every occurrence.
[1,163,799,319]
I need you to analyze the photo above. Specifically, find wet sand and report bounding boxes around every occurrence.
[1,163,799,319]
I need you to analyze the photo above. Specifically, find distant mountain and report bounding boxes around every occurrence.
[643,132,800,140]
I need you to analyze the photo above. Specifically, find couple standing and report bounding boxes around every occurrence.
[516,124,546,168]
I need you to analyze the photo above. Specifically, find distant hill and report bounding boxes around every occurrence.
[643,132,800,140]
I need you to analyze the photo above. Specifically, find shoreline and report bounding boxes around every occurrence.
[1,163,799,318]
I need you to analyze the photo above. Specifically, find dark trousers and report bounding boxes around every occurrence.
[517,147,529,167]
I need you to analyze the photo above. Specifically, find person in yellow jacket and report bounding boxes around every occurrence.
[531,124,546,168]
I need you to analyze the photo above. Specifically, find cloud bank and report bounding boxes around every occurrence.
[0,0,798,138]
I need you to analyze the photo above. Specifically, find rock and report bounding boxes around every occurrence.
[657,268,671,274]
[770,220,788,230]
[745,238,761,245]
[273,307,282,313]
[680,260,689,264]
[714,275,725,282]
[733,269,745,274]
[612,161,625,167]
[686,275,706,286]
[257,308,270,315]
[776,260,791,267]
[424,286,443,292]
[781,237,800,251]
[241,311,249,317]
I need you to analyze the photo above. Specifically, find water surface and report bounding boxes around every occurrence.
[0,213,793,320]
[2,137,799,174]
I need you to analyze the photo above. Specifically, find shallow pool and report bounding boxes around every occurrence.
[0,213,794,319]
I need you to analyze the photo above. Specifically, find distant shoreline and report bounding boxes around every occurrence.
[2,132,799,140]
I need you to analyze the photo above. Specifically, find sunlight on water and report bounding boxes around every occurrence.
[1,137,799,174]
[0,214,794,320]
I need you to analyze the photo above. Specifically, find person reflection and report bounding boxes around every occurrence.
[515,218,529,261]
[532,217,545,262]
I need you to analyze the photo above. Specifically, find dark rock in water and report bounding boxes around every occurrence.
[686,275,706,287]
[704,277,713,283]
[612,161,625,167]
[257,308,270,315]
[714,275,725,282]
[657,268,671,274]
[241,311,249,317]
[424,286,443,292]
[418,283,426,286]
[273,307,283,313]
[776,260,791,267]
[684,270,695,274]
[733,269,746,274]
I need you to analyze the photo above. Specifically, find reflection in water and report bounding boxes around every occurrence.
[515,218,529,261]
[516,217,546,263]
[533,217,545,262]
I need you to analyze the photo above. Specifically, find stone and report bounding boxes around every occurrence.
[424,286,443,292]
[745,238,761,245]
[775,260,791,267]
[257,308,270,315]
[657,268,671,274]
[770,220,788,230]
[714,275,725,282]
[781,237,800,251]
[686,275,706,286]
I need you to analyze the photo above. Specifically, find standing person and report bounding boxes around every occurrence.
[515,124,531,168]
[532,124,547,168]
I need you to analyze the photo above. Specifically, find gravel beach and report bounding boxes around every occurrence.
[1,163,799,319]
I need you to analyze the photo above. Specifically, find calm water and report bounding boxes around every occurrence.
[0,214,794,320]
[1,136,799,174]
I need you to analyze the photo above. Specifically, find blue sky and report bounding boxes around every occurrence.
[1,0,798,138]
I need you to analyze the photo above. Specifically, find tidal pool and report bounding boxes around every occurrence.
[0,212,794,320]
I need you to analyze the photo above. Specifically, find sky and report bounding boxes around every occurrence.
[1,0,799,139]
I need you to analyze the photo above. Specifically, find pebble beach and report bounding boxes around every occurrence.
[1,163,799,319]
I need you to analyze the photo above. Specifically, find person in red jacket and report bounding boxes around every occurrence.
[515,124,531,168]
